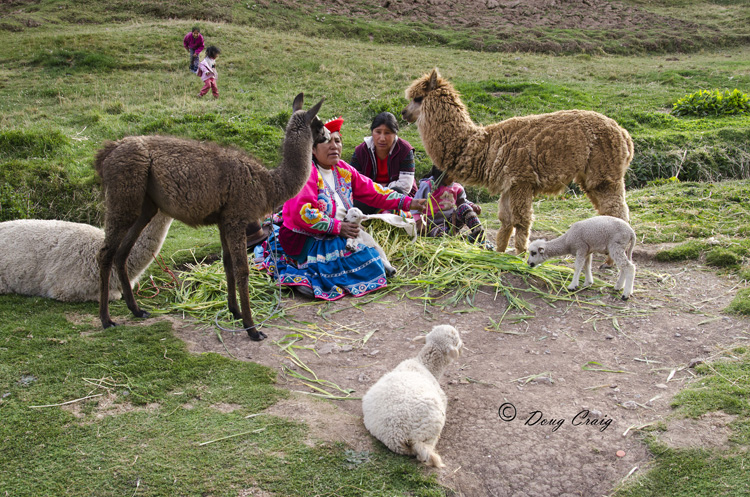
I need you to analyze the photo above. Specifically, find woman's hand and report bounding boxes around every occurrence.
[339,222,360,239]
[472,204,482,215]
[410,198,429,213]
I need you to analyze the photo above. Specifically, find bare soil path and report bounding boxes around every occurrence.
[168,244,749,497]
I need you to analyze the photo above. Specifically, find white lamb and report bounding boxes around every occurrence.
[361,324,463,468]
[0,211,172,302]
[526,215,636,300]
[343,207,397,277]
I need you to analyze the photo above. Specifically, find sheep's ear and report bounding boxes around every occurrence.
[428,69,439,91]
[538,246,545,255]
[292,93,304,112]
[412,335,427,343]
[448,346,461,360]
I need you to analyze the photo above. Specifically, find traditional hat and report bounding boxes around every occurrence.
[324,116,344,134]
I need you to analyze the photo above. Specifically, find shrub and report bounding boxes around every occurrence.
[726,288,750,315]
[655,240,707,262]
[705,247,741,267]
[672,89,750,117]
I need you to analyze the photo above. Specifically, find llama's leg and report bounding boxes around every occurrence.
[510,187,534,254]
[583,253,594,287]
[99,211,142,328]
[495,193,513,252]
[218,227,241,321]
[220,222,266,341]
[113,202,158,320]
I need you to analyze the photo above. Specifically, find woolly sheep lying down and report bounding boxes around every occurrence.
[527,215,636,300]
[362,324,463,468]
[343,207,396,277]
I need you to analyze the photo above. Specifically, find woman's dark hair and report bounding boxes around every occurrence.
[370,112,399,133]
[205,45,221,58]
[191,25,201,33]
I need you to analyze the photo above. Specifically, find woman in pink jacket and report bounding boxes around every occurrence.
[183,26,204,73]
[261,117,427,300]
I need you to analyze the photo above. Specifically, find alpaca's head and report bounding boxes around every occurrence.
[526,239,549,267]
[289,93,328,146]
[402,68,454,123]
[413,324,463,361]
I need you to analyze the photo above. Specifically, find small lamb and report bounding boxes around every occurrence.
[343,207,397,277]
[527,216,636,300]
[362,324,463,468]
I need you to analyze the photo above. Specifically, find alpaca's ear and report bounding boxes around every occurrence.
[413,335,427,343]
[293,93,304,112]
[428,69,440,91]
[306,97,325,121]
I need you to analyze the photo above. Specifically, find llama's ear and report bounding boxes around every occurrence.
[293,93,304,112]
[306,98,325,122]
[538,246,545,255]
[412,335,427,343]
[448,346,461,360]
[428,68,440,91]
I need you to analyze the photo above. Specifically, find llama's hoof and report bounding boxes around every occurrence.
[247,329,268,341]
[133,310,150,319]
[385,267,397,278]
[567,285,579,292]
[102,319,117,329]
[621,295,630,301]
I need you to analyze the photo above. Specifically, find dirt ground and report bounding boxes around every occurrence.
[166,235,749,497]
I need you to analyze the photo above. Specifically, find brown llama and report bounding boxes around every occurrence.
[402,68,633,254]
[95,93,327,341]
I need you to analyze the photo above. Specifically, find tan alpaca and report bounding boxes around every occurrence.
[402,68,632,255]
[95,94,327,341]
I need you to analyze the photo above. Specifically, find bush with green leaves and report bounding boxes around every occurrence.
[672,89,750,117]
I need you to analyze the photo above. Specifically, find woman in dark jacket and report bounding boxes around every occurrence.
[350,112,417,213]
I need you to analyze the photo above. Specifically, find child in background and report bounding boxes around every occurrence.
[412,166,491,247]
[197,45,221,99]
[183,26,204,73]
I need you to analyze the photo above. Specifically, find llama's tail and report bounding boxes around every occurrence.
[93,141,119,178]
[407,440,445,468]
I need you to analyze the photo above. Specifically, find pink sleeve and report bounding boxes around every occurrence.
[282,166,341,236]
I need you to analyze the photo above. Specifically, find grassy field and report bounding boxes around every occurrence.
[1,0,749,495]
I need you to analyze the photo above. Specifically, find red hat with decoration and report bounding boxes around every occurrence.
[324,116,344,134]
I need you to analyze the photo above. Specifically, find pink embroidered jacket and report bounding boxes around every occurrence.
[282,160,413,237]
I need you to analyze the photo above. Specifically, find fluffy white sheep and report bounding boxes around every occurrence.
[0,211,172,302]
[527,215,636,300]
[343,207,397,277]
[361,324,463,468]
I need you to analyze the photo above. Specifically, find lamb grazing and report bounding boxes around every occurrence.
[362,324,463,468]
[95,93,327,340]
[343,207,397,278]
[527,216,636,300]
[0,211,172,302]
[402,68,633,255]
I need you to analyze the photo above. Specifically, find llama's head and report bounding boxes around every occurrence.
[402,68,449,123]
[343,207,367,225]
[526,239,549,267]
[290,93,328,145]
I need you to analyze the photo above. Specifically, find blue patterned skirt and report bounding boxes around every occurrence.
[258,228,388,301]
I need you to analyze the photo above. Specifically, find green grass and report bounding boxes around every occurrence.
[0,296,445,496]
[2,1,750,495]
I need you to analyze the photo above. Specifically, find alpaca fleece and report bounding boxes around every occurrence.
[0,211,171,302]
[403,69,633,254]
[362,324,463,467]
